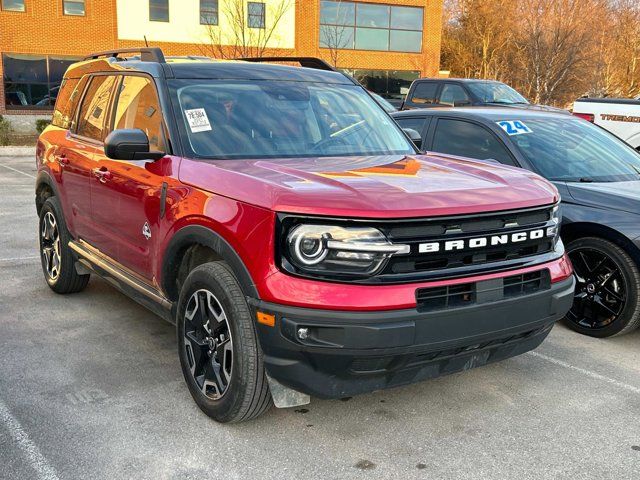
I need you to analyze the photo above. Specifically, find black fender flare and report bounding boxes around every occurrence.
[35,170,61,214]
[161,225,259,300]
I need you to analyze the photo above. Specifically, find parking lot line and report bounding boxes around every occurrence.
[528,350,640,395]
[0,398,59,480]
[0,255,40,263]
[0,163,36,179]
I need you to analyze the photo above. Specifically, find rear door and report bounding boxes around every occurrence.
[58,75,116,240]
[89,74,169,281]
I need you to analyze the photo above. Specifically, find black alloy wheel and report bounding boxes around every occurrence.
[183,289,234,399]
[564,237,640,337]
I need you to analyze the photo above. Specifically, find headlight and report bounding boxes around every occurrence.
[546,204,561,243]
[284,224,409,278]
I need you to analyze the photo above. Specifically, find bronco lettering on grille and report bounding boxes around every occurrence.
[418,228,546,254]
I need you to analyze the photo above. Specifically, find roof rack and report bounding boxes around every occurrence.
[236,57,336,72]
[84,47,166,63]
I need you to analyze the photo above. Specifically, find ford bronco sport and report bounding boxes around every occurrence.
[36,48,575,423]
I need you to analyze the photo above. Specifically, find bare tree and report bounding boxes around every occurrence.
[199,0,294,59]
[319,0,352,67]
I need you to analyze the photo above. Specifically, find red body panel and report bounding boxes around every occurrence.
[38,127,565,311]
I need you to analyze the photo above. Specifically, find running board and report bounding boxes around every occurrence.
[69,240,174,323]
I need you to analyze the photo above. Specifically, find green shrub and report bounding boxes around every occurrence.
[0,115,10,146]
[36,119,50,134]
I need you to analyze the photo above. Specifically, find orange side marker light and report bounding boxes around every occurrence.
[256,311,275,327]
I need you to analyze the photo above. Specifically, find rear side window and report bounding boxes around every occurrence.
[439,84,470,106]
[113,75,166,152]
[76,75,117,141]
[432,118,515,166]
[410,82,437,104]
[51,77,87,129]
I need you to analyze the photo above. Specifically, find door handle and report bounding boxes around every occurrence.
[92,167,112,183]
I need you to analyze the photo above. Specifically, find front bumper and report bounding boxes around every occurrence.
[250,275,575,399]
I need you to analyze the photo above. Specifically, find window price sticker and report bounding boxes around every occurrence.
[185,108,212,133]
[496,120,532,136]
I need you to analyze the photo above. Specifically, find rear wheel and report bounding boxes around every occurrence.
[564,237,640,337]
[176,262,272,423]
[38,197,90,294]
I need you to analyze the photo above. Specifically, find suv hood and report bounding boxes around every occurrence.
[566,181,640,215]
[179,154,558,218]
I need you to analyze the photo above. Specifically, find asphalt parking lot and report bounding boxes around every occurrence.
[1,154,640,480]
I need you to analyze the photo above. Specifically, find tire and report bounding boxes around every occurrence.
[38,197,90,294]
[563,236,640,337]
[176,262,272,423]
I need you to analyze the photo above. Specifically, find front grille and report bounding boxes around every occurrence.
[376,205,556,281]
[416,269,550,312]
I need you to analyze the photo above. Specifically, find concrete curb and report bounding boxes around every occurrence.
[0,146,36,157]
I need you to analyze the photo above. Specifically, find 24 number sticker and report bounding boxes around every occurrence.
[496,120,532,136]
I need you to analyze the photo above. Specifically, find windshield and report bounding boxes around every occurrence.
[508,117,640,182]
[468,82,529,105]
[170,80,414,159]
[370,92,397,113]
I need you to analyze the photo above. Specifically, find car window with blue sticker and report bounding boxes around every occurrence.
[497,120,532,136]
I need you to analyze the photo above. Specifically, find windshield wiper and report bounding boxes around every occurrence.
[579,177,594,183]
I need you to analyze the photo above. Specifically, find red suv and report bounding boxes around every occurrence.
[36,48,575,423]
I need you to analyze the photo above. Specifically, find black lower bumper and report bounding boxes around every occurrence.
[250,276,575,399]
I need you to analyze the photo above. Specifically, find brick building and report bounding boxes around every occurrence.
[0,0,443,134]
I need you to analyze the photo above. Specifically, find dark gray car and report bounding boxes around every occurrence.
[393,107,640,337]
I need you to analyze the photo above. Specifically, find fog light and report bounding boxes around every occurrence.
[298,327,309,340]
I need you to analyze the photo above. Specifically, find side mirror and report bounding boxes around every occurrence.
[104,129,165,161]
[403,128,422,150]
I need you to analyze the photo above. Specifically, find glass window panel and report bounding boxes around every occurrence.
[439,83,471,106]
[52,77,88,129]
[200,0,218,25]
[4,84,49,107]
[396,117,427,135]
[355,3,389,28]
[355,28,388,51]
[149,0,169,22]
[411,82,438,104]
[77,76,117,141]
[390,30,422,52]
[390,6,423,30]
[320,0,355,26]
[63,0,85,15]
[320,25,354,49]
[2,54,47,83]
[114,76,166,152]
[351,69,387,95]
[48,56,81,83]
[1,0,25,12]
[248,2,265,28]
[387,70,419,99]
[433,119,515,165]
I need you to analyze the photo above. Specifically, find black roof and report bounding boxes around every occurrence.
[392,106,573,121]
[414,78,504,83]
[65,55,353,84]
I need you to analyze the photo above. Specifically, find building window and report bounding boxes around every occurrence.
[344,69,420,100]
[63,0,85,16]
[150,0,169,22]
[2,54,81,109]
[1,0,25,12]
[248,2,265,29]
[320,1,423,53]
[200,0,218,25]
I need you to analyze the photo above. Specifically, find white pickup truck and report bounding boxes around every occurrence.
[572,97,640,150]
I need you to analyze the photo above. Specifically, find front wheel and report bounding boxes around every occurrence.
[563,237,640,337]
[176,262,272,423]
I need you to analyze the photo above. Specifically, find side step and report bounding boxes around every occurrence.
[69,240,174,323]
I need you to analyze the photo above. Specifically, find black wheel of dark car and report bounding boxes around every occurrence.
[564,237,640,337]
[38,197,90,294]
[177,262,272,423]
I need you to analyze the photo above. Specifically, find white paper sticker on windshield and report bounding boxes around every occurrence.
[496,120,532,136]
[185,108,212,133]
